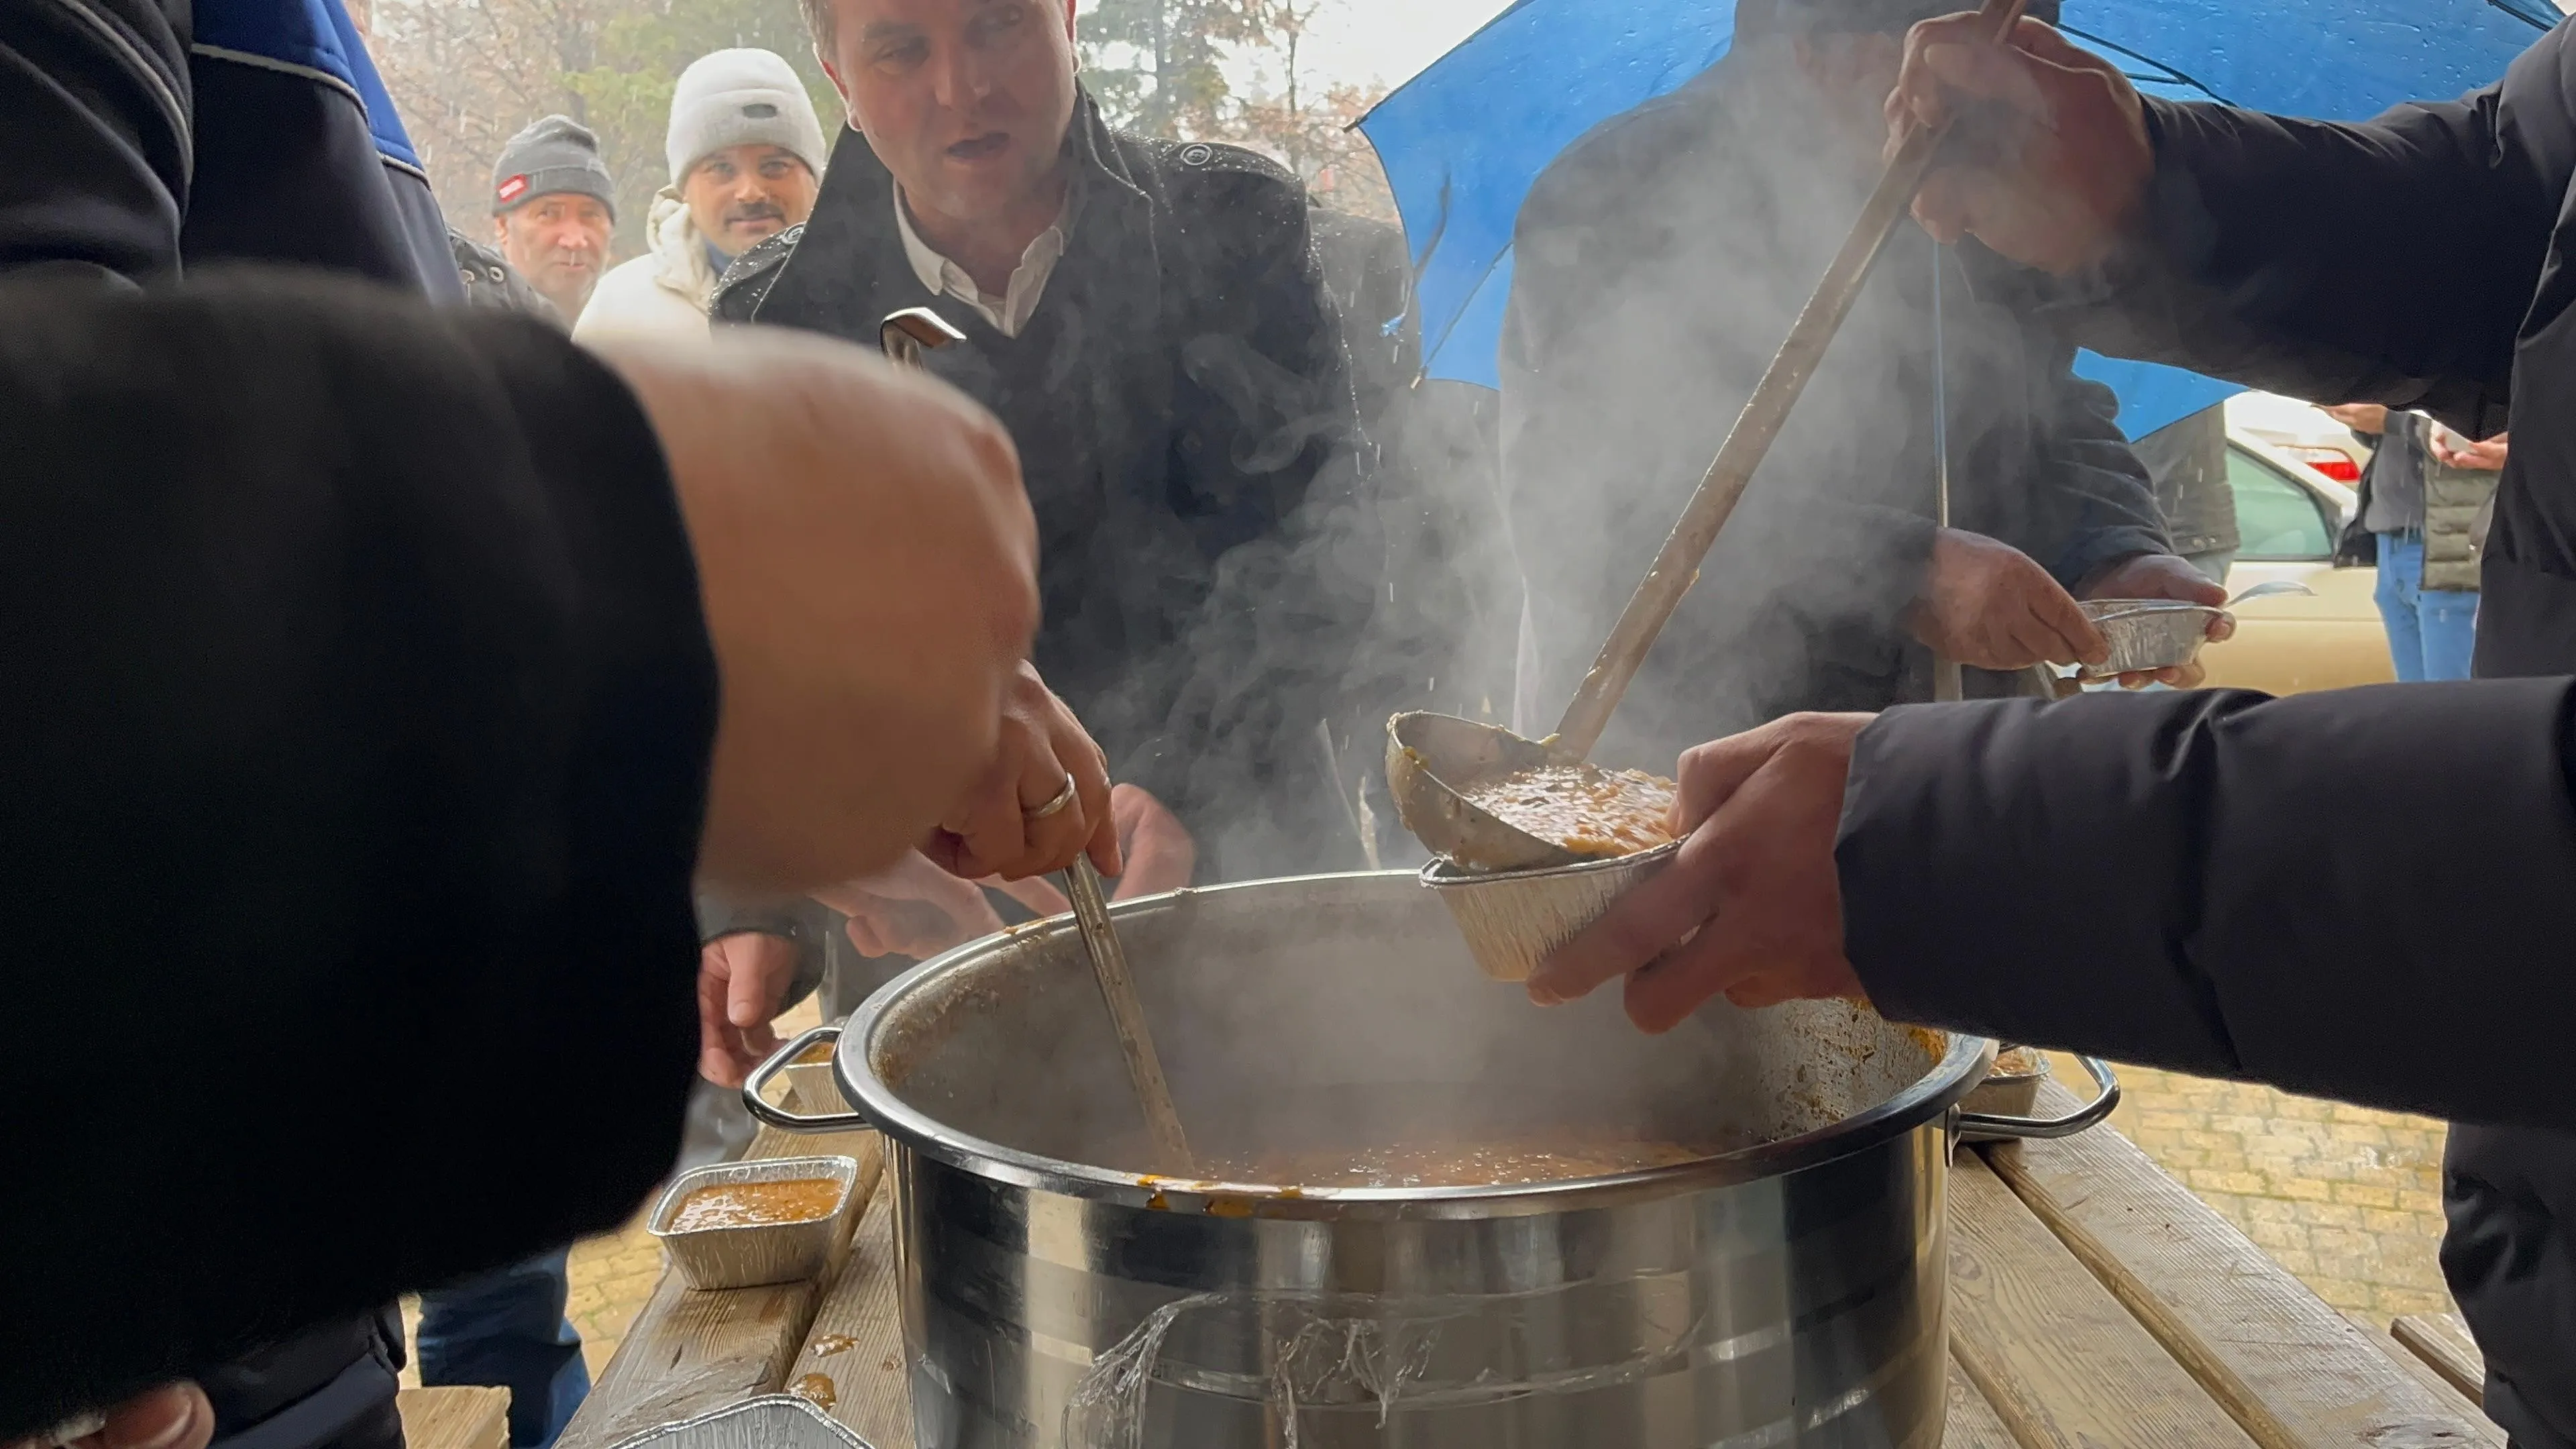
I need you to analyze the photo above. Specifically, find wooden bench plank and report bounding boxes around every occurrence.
[2392,1313,2486,1409]
[1945,1357,2020,1449]
[1984,1079,2500,1449]
[396,1387,511,1449]
[785,1164,914,1449]
[1949,1148,2260,1448]
[554,1130,880,1449]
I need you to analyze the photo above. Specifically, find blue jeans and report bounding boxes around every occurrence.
[415,1250,590,1448]
[2374,532,2479,682]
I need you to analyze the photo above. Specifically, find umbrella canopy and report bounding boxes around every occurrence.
[1358,0,2552,435]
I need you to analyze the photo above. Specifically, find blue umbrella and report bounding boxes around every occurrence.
[1358,0,2551,435]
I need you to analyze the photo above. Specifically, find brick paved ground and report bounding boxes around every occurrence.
[407,1053,2455,1402]
[2089,1057,2455,1322]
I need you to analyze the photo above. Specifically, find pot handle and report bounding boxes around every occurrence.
[741,1024,873,1132]
[1955,1055,2121,1140]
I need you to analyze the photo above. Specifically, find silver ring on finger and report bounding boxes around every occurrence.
[1023,771,1078,821]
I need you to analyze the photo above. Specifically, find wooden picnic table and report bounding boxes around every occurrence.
[555,1077,2498,1449]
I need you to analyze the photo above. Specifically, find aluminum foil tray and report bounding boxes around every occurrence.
[606,1395,871,1449]
[2080,598,2224,676]
[647,1155,861,1291]
[1421,842,1678,981]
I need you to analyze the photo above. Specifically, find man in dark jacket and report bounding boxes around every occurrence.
[714,0,1375,888]
[1534,15,2576,1445]
[1501,0,2210,767]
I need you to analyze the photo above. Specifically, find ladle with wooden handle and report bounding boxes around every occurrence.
[1392,0,2034,866]
[875,305,1195,1173]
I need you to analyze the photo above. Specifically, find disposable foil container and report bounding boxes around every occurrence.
[1962,1046,2049,1121]
[606,1395,871,1449]
[2080,598,2225,676]
[1421,841,1680,981]
[647,1154,861,1290]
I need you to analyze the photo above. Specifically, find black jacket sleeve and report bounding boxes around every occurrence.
[0,0,191,282]
[0,272,717,1436]
[2021,333,2172,589]
[1835,681,2576,1131]
[1976,25,2574,439]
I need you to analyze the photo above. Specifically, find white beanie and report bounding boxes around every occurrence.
[665,48,830,186]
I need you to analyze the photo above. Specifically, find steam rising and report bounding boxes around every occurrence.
[1495,32,2104,773]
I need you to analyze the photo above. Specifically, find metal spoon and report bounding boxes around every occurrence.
[875,305,1193,1174]
[2226,578,2316,606]
[1061,858,1193,1173]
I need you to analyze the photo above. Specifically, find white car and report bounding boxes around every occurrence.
[2195,429,2396,694]
[2224,390,2373,488]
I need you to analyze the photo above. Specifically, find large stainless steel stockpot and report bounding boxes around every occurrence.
[747,872,2113,1448]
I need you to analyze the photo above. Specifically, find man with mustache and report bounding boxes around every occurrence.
[579,50,829,341]
[489,116,617,324]
[712,0,1377,913]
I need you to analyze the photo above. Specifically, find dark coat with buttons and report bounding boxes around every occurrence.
[714,93,1379,881]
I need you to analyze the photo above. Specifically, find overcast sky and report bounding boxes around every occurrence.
[1297,0,1514,95]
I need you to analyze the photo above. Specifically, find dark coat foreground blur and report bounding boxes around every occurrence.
[1503,50,2169,769]
[1847,22,2576,1443]
[0,276,713,1440]
[1,0,456,294]
[716,95,1375,881]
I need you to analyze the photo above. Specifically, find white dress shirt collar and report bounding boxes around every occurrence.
[893,184,1070,339]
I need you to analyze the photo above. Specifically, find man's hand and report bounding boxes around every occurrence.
[816,850,1008,960]
[920,662,1118,882]
[2080,552,2234,688]
[696,932,801,1087]
[1527,714,1871,1032]
[2431,427,2508,471]
[2322,402,2388,435]
[1905,528,2107,670]
[1107,784,1195,900]
[9,1385,213,1449]
[586,331,1040,895]
[1886,16,2151,274]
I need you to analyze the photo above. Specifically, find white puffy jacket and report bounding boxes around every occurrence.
[574,191,719,341]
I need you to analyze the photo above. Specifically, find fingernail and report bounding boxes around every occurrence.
[124,1393,204,1449]
[1525,975,1565,1006]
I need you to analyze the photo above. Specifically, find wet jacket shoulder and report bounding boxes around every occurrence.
[0,274,716,1436]
[710,224,802,323]
[449,228,562,321]
[1,0,458,297]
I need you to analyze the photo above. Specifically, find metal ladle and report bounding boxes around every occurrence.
[875,305,1194,1173]
[1391,0,2036,867]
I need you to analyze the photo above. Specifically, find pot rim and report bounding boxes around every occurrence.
[835,871,1997,1220]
